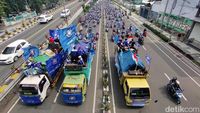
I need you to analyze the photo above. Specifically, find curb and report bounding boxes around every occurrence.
[168,42,194,60]
[114,0,200,67]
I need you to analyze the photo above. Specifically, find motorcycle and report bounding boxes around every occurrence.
[167,78,183,104]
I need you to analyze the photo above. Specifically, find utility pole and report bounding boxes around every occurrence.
[166,0,176,28]
[178,0,186,16]
[160,0,169,29]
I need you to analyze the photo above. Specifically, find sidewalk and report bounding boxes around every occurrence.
[138,16,200,66]
[0,0,77,43]
[113,1,200,66]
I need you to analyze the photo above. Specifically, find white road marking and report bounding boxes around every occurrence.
[53,84,63,103]
[142,45,147,51]
[151,36,200,78]
[104,11,116,113]
[27,2,79,41]
[7,98,20,113]
[1,0,78,45]
[92,11,101,113]
[164,73,188,101]
[131,11,200,79]
[164,73,170,80]
[129,16,200,88]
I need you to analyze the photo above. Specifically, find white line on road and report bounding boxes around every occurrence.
[164,73,188,101]
[1,0,78,45]
[152,36,200,78]
[104,12,116,113]
[7,98,20,113]
[148,33,200,88]
[164,73,170,80]
[129,16,200,88]
[142,45,147,51]
[53,84,63,103]
[92,12,101,113]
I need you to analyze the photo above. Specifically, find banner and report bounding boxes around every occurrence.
[23,45,40,61]
[49,29,59,39]
[58,24,78,52]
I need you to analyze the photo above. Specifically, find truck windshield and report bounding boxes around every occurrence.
[19,85,38,95]
[129,88,150,99]
[62,87,82,94]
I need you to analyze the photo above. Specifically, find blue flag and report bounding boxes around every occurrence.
[23,45,40,61]
[49,29,59,39]
[113,34,119,44]
[58,24,78,52]
[145,55,151,65]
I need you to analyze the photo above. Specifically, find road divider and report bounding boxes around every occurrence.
[1,0,93,111]
[0,0,79,44]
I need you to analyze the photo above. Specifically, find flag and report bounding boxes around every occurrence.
[113,34,119,44]
[49,29,59,39]
[145,54,151,65]
[132,53,138,65]
[58,24,78,52]
[23,45,40,61]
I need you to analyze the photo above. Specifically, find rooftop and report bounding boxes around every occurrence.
[127,78,149,88]
[20,74,46,85]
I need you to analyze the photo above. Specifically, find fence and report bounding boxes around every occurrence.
[3,11,37,26]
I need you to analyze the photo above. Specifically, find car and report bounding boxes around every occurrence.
[0,39,30,64]
[38,14,53,23]
[60,9,70,18]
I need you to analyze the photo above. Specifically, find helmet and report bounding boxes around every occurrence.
[172,77,177,80]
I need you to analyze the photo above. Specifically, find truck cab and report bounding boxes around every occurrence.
[61,74,87,104]
[19,74,50,104]
[115,49,151,107]
[122,71,150,107]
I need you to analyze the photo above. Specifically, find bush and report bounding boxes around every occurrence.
[143,23,171,42]
[83,5,90,13]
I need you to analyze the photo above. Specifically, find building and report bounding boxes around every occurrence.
[150,0,200,49]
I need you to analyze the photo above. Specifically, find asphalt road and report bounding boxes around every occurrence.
[1,1,104,113]
[104,2,200,113]
[2,1,200,113]
[0,0,82,84]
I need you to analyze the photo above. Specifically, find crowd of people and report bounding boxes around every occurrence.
[65,2,102,66]
[104,1,147,52]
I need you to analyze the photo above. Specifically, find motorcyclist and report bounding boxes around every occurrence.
[170,77,181,90]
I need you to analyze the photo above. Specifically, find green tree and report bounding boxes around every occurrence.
[0,0,6,17]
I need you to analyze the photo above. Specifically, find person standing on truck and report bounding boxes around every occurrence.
[78,56,84,65]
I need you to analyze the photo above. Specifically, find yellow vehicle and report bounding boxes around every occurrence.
[61,74,87,104]
[122,72,150,107]
[115,49,151,107]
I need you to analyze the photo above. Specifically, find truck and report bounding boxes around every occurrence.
[115,49,151,107]
[19,49,67,105]
[61,40,95,104]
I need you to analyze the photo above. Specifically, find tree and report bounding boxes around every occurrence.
[0,0,6,17]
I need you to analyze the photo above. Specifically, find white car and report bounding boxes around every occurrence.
[60,9,70,18]
[38,14,53,23]
[0,39,30,64]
